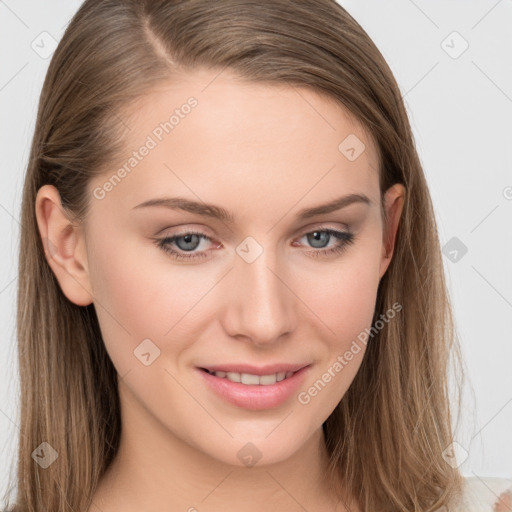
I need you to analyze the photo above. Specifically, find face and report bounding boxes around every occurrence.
[38,68,404,468]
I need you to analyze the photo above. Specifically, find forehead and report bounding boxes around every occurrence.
[90,68,380,218]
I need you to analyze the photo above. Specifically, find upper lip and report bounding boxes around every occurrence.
[199,363,310,375]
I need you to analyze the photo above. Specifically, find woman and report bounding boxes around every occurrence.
[5,0,468,510]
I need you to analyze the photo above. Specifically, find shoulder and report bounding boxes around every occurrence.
[460,476,512,512]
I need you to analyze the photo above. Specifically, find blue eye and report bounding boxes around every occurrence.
[155,231,212,261]
[300,229,355,259]
[154,227,355,261]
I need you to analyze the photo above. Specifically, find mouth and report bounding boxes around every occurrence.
[196,364,312,410]
[199,367,299,386]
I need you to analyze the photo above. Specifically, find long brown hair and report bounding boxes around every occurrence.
[6,1,465,510]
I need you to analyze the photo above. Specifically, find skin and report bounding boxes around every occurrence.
[35,68,405,512]
[494,490,512,512]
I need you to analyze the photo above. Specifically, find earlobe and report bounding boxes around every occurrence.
[379,183,405,279]
[35,185,94,306]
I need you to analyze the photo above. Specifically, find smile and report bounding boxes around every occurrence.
[197,365,312,410]
[202,368,296,386]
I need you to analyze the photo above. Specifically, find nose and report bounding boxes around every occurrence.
[220,245,298,347]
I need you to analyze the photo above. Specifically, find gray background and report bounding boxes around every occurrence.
[1,0,511,501]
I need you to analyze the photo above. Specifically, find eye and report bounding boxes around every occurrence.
[154,231,215,261]
[153,226,356,261]
[296,228,356,258]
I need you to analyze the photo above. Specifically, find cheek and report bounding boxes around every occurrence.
[316,267,378,326]
[299,240,381,388]
[294,258,380,415]
[303,241,382,338]
[85,228,169,361]
[291,264,380,423]
[86,228,211,361]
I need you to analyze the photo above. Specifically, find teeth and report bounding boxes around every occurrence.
[207,370,296,385]
[241,373,260,385]
[259,373,277,385]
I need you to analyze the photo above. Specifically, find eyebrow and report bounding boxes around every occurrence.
[132,193,371,223]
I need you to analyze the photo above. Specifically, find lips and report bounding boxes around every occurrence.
[196,363,312,410]
[198,363,309,375]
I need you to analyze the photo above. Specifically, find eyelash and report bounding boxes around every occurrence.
[153,226,356,262]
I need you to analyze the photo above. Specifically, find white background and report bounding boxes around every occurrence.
[1,0,511,502]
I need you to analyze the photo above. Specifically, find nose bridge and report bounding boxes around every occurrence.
[224,238,296,344]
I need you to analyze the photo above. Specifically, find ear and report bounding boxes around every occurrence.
[379,183,405,280]
[35,184,93,306]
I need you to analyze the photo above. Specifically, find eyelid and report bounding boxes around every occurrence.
[296,221,351,236]
[157,224,216,238]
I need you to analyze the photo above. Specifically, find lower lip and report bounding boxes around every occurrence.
[196,366,311,410]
